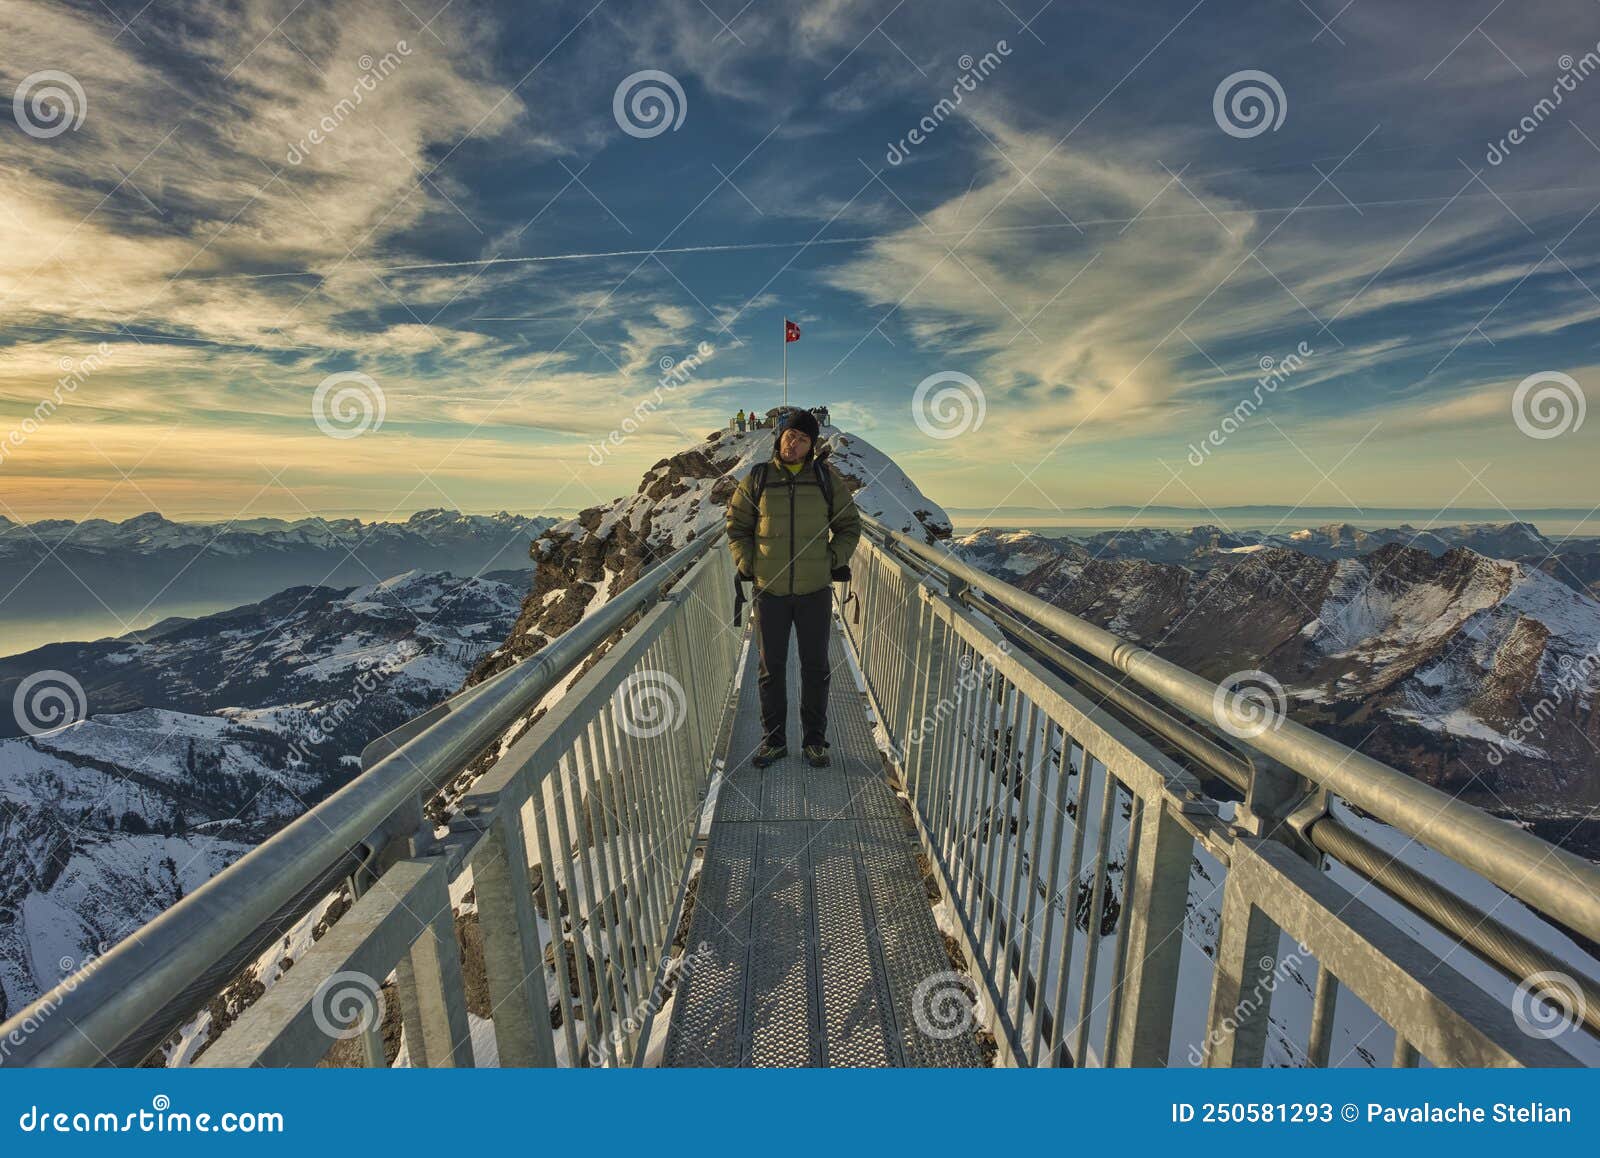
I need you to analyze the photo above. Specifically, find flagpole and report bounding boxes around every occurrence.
[782,317,788,410]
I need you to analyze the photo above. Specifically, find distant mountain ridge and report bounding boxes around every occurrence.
[0,508,555,633]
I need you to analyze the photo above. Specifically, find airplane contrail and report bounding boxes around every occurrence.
[181,185,1600,282]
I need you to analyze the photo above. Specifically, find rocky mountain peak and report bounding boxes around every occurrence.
[472,425,949,681]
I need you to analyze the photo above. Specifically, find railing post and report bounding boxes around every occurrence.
[1111,795,1195,1066]
[1202,870,1280,1068]
[471,805,557,1066]
[393,856,475,1067]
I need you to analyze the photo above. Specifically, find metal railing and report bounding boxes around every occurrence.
[7,502,1597,1069]
[0,530,737,1068]
[843,515,1600,1067]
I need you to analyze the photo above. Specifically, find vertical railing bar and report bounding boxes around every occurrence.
[998,700,1041,1027]
[531,783,579,1064]
[900,590,933,792]
[605,702,665,978]
[1102,791,1144,1067]
[980,680,1023,980]
[1308,965,1338,1068]
[1028,724,1074,1065]
[1393,1036,1420,1067]
[922,612,960,834]
[549,750,603,1059]
[1042,738,1094,1066]
[573,728,629,1044]
[970,673,1012,970]
[928,623,960,870]
[581,717,642,1054]
[947,641,988,909]
[596,701,652,1012]
[1073,769,1121,1067]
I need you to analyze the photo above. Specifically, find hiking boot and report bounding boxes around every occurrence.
[752,743,787,768]
[803,743,831,768]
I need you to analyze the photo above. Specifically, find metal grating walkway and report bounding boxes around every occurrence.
[662,614,983,1067]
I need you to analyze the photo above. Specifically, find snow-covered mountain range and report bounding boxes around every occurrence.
[0,569,529,1025]
[955,526,1600,846]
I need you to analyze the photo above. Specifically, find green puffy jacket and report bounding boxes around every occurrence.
[726,450,862,596]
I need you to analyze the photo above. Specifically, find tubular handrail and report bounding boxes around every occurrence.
[862,514,1600,945]
[962,573,1600,1034]
[0,529,725,1068]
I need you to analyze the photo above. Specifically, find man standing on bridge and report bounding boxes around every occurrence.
[726,408,860,768]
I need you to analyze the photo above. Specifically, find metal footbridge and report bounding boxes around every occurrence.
[4,514,1599,1068]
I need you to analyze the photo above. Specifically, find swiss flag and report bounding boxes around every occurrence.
[785,318,801,343]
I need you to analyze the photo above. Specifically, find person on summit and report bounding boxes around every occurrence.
[725,407,861,768]
[735,408,746,433]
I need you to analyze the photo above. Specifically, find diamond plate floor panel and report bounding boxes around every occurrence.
[664,615,983,1067]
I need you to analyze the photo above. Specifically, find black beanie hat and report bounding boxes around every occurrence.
[780,407,821,442]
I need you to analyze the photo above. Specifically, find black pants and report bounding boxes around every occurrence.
[753,587,831,748]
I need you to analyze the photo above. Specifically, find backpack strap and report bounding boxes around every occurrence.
[813,459,834,520]
[749,461,769,511]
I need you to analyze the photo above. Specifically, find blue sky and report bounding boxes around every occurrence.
[1,0,1598,524]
